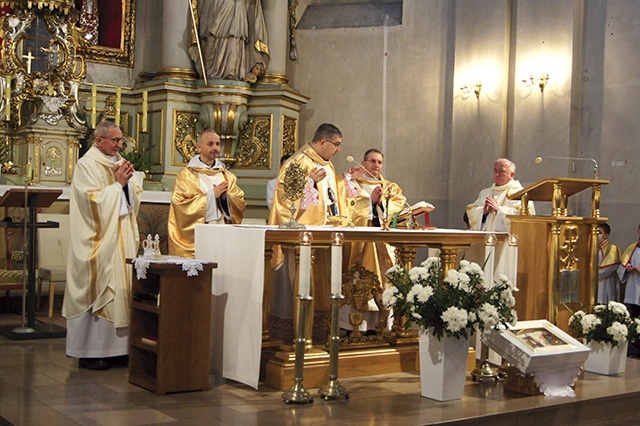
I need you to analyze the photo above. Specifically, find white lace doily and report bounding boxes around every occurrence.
[132,256,206,280]
[533,367,581,397]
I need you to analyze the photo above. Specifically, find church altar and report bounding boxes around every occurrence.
[194,224,508,389]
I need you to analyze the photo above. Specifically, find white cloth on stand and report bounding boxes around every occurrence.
[195,224,266,390]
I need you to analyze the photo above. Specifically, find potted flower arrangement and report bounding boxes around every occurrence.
[568,301,640,375]
[381,257,517,401]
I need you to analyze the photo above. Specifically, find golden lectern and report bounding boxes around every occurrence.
[508,177,609,332]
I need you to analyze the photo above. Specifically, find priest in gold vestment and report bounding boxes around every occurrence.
[269,123,358,317]
[341,149,406,332]
[168,129,246,258]
[63,121,142,370]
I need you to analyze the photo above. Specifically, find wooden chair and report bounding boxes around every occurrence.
[0,227,26,312]
[36,213,69,317]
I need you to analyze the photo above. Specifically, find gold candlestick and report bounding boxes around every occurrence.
[282,294,314,404]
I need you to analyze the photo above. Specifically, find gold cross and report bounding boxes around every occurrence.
[21,50,34,74]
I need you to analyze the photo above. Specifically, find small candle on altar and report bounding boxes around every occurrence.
[141,90,148,132]
[90,84,97,129]
[115,87,121,126]
[331,245,342,294]
[4,75,11,122]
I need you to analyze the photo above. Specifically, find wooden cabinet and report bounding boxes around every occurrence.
[128,261,216,395]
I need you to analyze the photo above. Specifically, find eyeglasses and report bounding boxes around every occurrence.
[323,139,341,148]
[100,137,124,144]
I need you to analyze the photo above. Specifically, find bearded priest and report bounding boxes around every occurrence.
[168,129,246,258]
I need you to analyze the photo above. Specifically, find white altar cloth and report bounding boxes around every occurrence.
[195,224,267,389]
[194,224,511,389]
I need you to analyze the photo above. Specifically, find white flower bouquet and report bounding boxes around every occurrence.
[568,301,640,348]
[382,257,518,340]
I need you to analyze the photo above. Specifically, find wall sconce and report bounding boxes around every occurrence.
[522,74,550,93]
[460,82,482,99]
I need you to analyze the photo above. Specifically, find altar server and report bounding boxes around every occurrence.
[597,223,621,303]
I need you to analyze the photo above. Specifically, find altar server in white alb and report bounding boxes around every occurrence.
[62,120,142,371]
[465,158,535,232]
[597,223,621,303]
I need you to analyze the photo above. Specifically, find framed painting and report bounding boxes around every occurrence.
[484,320,589,374]
[75,0,136,67]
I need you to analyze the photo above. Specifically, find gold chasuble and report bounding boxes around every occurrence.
[268,144,348,311]
[269,144,348,228]
[62,146,142,328]
[168,163,246,258]
[344,174,406,310]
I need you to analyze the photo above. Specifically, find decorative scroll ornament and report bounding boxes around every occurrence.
[234,116,270,168]
[174,111,199,163]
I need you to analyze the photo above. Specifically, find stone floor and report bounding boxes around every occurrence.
[1,311,640,426]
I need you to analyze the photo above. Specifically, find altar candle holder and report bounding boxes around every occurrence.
[282,232,314,404]
[472,233,500,382]
[319,232,349,401]
[141,90,148,133]
[114,87,121,126]
[90,84,97,129]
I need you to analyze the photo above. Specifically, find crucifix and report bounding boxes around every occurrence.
[40,41,62,67]
[21,49,34,74]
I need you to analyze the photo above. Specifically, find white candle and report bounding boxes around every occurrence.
[484,244,495,288]
[331,245,342,295]
[4,76,10,122]
[299,244,311,296]
[90,84,97,129]
[141,90,148,132]
[115,87,121,126]
[507,235,519,287]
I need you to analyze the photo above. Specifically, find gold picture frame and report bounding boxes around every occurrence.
[80,0,136,67]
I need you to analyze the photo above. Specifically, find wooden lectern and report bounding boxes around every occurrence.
[0,188,64,340]
[508,177,609,332]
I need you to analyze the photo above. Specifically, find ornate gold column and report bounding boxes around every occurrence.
[548,223,561,323]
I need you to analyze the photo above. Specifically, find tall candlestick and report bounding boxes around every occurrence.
[483,233,496,288]
[298,231,312,296]
[506,234,519,288]
[115,87,121,126]
[4,75,11,122]
[90,84,97,129]
[331,232,344,295]
[141,90,148,132]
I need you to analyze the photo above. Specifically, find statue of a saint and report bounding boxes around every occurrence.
[189,0,270,83]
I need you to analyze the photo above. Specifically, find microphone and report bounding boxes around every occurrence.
[346,155,379,181]
[535,156,598,180]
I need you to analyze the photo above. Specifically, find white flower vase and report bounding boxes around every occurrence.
[418,328,470,401]
[584,340,628,375]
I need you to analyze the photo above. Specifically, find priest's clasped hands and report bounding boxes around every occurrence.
[213,181,229,199]
[483,195,499,214]
[115,160,135,187]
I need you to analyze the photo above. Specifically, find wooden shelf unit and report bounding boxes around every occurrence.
[128,260,216,395]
